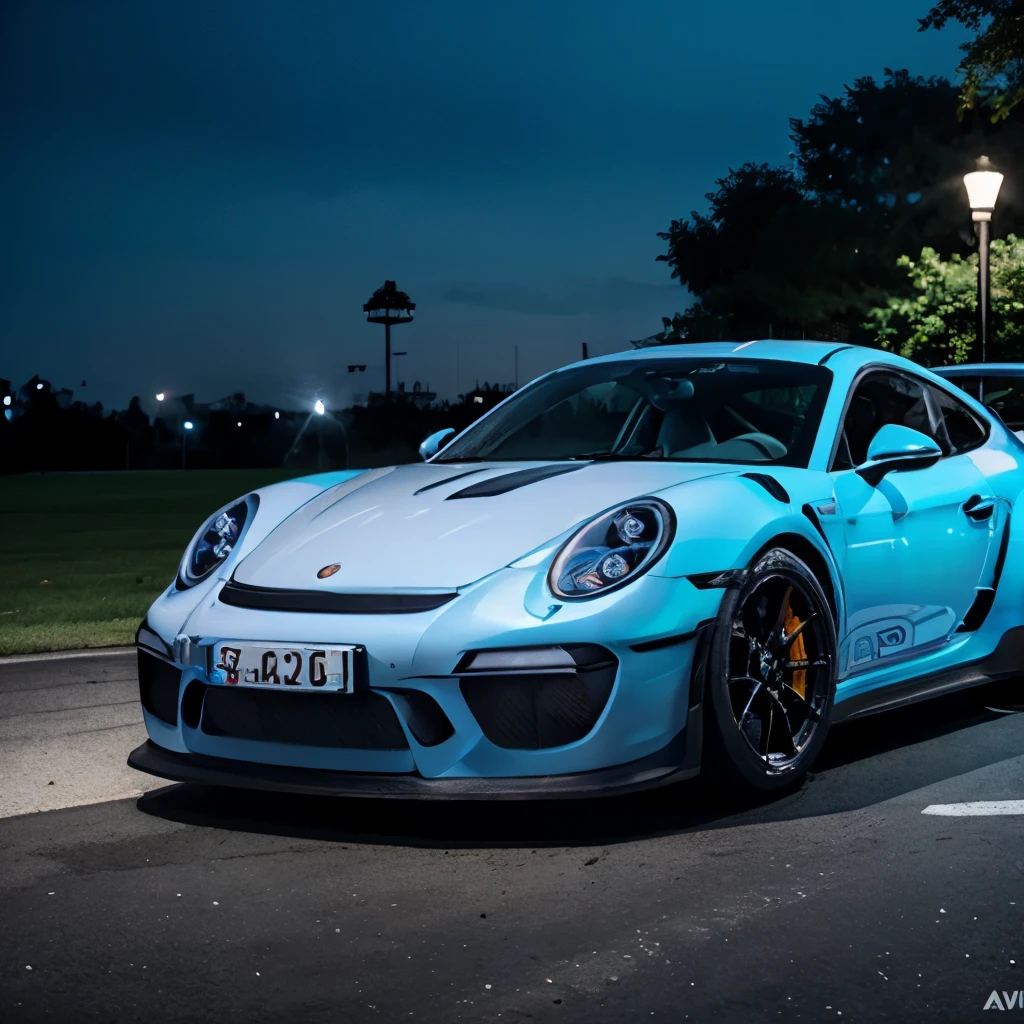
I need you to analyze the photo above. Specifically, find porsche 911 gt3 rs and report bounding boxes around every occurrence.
[128,340,1024,798]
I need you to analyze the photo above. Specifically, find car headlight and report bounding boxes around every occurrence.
[177,494,258,588]
[548,498,675,600]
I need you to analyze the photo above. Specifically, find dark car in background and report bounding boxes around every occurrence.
[934,363,1024,439]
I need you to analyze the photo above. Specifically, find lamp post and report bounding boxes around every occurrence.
[363,281,415,401]
[313,400,326,470]
[964,156,1005,364]
[392,351,407,393]
[182,420,193,471]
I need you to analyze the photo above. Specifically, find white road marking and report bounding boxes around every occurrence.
[0,647,133,666]
[922,801,1024,816]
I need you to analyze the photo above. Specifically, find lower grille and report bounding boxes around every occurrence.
[138,650,181,726]
[199,685,409,750]
[459,646,617,750]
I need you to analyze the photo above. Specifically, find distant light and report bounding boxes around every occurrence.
[184,421,194,430]
[274,411,280,420]
[473,396,484,404]
[237,421,242,427]
[155,392,165,402]
[2,396,10,407]
[36,383,44,391]
[314,400,325,415]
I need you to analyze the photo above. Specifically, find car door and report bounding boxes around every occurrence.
[821,370,997,678]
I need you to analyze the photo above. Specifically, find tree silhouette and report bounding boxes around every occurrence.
[657,70,1024,342]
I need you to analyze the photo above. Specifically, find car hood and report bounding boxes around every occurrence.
[234,461,733,590]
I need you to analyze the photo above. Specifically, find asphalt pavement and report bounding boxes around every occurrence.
[1,651,1023,1023]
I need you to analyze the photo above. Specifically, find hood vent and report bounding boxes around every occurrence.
[446,463,586,499]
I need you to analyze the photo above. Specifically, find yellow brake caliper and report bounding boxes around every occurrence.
[784,603,807,699]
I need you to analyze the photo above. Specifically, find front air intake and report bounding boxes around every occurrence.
[458,644,617,750]
[137,650,181,726]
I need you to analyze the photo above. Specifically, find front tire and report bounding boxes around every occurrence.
[704,547,837,793]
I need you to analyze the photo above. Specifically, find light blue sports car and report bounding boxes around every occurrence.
[128,341,1024,798]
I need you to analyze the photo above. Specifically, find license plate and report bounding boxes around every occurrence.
[209,643,358,693]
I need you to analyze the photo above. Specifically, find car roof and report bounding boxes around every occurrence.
[932,363,1024,377]
[572,339,909,371]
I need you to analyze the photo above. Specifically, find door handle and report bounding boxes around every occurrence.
[961,494,996,521]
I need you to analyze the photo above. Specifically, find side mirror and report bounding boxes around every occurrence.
[419,428,455,461]
[855,424,942,486]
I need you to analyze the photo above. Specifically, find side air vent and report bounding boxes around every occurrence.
[741,473,790,503]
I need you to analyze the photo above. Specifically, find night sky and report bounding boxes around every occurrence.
[2,1,966,415]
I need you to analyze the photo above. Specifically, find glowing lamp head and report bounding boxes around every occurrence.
[964,156,1004,219]
[183,420,194,430]
[274,411,280,419]
[2,396,10,407]
[155,392,165,402]
[314,400,325,415]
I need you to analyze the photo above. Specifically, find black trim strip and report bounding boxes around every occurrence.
[413,468,490,495]
[686,569,747,590]
[818,344,854,366]
[741,473,790,503]
[629,619,713,653]
[446,463,587,498]
[219,581,457,614]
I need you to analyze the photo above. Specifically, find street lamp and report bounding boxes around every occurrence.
[182,421,193,471]
[363,280,415,401]
[155,392,165,402]
[964,155,1004,363]
[314,399,325,415]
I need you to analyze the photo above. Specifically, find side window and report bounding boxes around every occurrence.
[832,372,939,471]
[927,384,988,454]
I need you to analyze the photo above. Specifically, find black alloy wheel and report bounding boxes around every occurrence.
[704,547,837,793]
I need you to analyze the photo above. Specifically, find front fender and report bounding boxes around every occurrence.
[650,473,845,626]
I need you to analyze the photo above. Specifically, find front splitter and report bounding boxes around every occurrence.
[127,723,700,801]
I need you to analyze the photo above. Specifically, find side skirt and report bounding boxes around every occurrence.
[833,625,1024,723]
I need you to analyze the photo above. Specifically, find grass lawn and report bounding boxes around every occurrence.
[0,469,299,656]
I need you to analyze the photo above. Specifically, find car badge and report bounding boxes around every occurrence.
[317,564,341,579]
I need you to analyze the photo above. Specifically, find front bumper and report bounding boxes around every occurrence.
[132,567,720,790]
[128,717,700,800]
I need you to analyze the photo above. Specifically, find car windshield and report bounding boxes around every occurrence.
[435,357,833,467]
